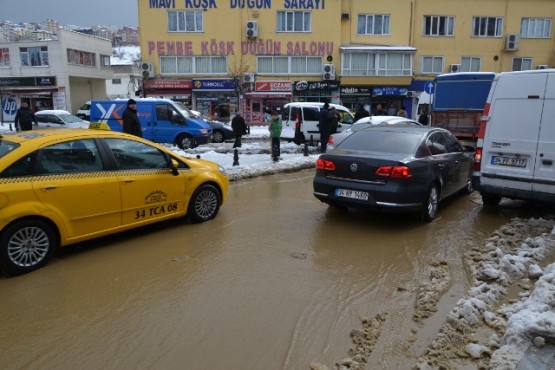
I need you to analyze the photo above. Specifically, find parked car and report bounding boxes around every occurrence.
[328,116,423,149]
[313,125,475,222]
[190,110,234,143]
[35,110,90,129]
[473,69,555,206]
[76,101,91,120]
[0,128,228,275]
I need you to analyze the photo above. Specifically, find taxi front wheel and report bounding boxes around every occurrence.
[0,219,57,276]
[188,184,221,223]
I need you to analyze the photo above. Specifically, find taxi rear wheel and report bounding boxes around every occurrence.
[0,219,57,275]
[188,184,221,223]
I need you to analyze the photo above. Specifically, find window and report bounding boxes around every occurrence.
[168,11,204,32]
[257,56,322,74]
[20,46,48,66]
[423,16,455,36]
[512,58,532,71]
[460,57,481,72]
[39,140,102,174]
[112,78,122,84]
[421,56,444,74]
[0,48,10,67]
[104,139,169,170]
[472,16,503,37]
[357,14,390,35]
[341,52,412,76]
[67,49,96,67]
[521,18,551,38]
[277,11,311,32]
[100,54,111,68]
[160,56,226,74]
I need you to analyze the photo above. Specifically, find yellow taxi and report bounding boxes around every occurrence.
[0,128,228,275]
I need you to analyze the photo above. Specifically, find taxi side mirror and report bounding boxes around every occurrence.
[170,159,179,176]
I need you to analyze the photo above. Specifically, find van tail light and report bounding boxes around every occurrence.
[295,113,301,130]
[375,166,413,178]
[474,147,483,171]
[477,102,490,141]
[316,159,336,171]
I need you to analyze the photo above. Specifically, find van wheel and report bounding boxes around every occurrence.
[188,185,221,223]
[177,134,193,149]
[0,219,57,275]
[420,184,439,223]
[481,193,501,206]
[212,130,224,143]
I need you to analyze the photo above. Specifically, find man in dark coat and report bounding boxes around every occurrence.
[353,104,370,122]
[318,102,331,153]
[231,112,248,148]
[14,101,37,131]
[123,99,142,137]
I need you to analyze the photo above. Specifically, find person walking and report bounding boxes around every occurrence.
[268,111,282,161]
[373,104,388,116]
[397,105,408,118]
[353,104,370,122]
[231,112,248,148]
[328,106,340,134]
[123,99,142,137]
[418,108,429,125]
[318,102,332,153]
[14,101,37,131]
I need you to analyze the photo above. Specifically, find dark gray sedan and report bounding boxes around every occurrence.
[313,125,475,222]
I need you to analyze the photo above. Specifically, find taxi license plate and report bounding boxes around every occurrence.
[491,155,527,168]
[335,188,369,201]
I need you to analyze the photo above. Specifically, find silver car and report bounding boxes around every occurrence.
[327,116,423,150]
[35,110,90,129]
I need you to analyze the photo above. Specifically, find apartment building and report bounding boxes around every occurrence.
[0,28,113,121]
[138,0,554,122]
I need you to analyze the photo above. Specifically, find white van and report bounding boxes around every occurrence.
[76,101,91,120]
[281,102,354,143]
[473,69,555,205]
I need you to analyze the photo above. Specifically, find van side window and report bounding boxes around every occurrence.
[289,107,301,122]
[303,107,319,122]
[156,104,171,120]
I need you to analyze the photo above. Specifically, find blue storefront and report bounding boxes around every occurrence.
[192,79,238,122]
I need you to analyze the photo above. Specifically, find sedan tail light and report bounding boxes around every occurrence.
[375,166,413,178]
[316,159,336,171]
[474,147,482,171]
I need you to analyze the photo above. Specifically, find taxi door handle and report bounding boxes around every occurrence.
[121,178,135,183]
[39,186,58,191]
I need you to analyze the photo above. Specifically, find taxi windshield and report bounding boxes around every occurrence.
[0,139,19,158]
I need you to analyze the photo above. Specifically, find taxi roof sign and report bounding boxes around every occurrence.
[89,122,111,131]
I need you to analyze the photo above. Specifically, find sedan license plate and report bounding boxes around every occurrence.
[335,188,369,201]
[491,155,527,168]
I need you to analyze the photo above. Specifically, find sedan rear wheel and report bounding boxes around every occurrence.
[421,185,439,223]
[0,219,57,275]
[188,185,221,223]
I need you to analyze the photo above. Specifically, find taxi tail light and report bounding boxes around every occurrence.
[474,147,483,171]
[316,159,336,171]
[375,166,413,178]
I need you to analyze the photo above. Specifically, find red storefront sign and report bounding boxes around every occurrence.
[143,80,192,89]
[255,81,292,92]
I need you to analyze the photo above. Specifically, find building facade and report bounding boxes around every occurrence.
[0,28,113,121]
[106,64,142,99]
[138,0,555,122]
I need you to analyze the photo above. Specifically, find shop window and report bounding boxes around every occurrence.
[112,78,122,84]
[0,48,10,67]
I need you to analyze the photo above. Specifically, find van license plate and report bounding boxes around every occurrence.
[335,188,369,201]
[491,156,527,168]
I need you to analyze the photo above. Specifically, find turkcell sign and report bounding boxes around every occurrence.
[192,79,235,90]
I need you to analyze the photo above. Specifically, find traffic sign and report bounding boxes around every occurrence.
[424,80,435,94]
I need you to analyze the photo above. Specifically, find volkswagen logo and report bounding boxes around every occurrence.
[350,163,358,172]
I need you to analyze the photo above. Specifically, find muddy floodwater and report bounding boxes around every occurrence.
[0,169,529,369]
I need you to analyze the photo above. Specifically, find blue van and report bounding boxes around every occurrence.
[90,99,212,149]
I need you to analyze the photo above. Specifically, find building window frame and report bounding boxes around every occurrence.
[168,11,204,32]
[67,49,96,67]
[341,52,412,76]
[276,11,311,33]
[357,14,391,35]
[112,78,122,84]
[160,56,227,74]
[100,55,111,69]
[520,18,552,38]
[421,56,444,74]
[423,15,455,36]
[472,16,503,37]
[257,56,322,75]
[0,48,10,67]
[20,46,49,67]
[460,56,481,72]
[512,57,533,71]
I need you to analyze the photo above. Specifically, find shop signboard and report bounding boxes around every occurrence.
[372,87,409,96]
[255,81,292,92]
[294,80,339,92]
[0,76,56,87]
[52,91,66,111]
[144,79,192,89]
[192,79,235,91]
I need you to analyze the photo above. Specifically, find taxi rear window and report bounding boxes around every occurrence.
[0,140,19,159]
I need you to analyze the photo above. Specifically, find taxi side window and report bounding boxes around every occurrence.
[104,138,170,170]
[0,152,39,178]
[39,139,102,174]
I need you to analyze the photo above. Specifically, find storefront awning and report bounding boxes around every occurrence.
[245,92,292,99]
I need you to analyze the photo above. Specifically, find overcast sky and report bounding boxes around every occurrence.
[0,0,138,28]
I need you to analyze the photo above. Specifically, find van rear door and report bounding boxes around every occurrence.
[481,72,546,193]
[532,72,555,194]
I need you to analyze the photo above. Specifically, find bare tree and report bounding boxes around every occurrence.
[228,55,252,114]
